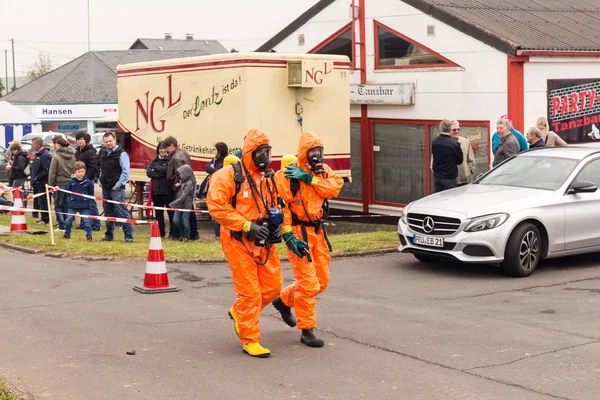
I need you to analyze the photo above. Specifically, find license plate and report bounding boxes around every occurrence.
[412,234,444,248]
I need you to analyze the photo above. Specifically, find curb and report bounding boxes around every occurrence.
[0,242,43,254]
[0,241,398,263]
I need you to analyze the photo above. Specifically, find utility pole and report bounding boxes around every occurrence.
[87,0,91,53]
[87,0,92,102]
[4,50,8,95]
[11,39,16,90]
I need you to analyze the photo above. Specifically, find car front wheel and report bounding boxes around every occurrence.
[501,223,541,277]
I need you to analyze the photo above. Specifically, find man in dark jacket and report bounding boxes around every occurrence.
[30,137,52,224]
[526,126,547,149]
[493,119,520,166]
[146,142,174,238]
[75,131,100,230]
[98,130,134,243]
[431,119,464,193]
[75,131,98,179]
[163,136,198,240]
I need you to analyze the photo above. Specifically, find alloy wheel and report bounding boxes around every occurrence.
[519,230,539,271]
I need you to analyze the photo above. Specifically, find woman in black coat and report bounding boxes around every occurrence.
[7,142,30,197]
[146,142,176,238]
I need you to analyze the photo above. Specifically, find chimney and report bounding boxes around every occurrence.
[186,33,194,41]
[165,33,172,40]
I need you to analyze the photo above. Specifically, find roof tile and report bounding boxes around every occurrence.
[3,50,210,103]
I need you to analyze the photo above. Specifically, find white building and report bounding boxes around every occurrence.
[258,0,600,214]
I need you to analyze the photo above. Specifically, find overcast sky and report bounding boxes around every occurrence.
[0,0,318,76]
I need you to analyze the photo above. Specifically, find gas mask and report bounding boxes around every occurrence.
[252,144,271,172]
[307,146,325,175]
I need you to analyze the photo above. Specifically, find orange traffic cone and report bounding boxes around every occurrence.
[133,221,179,294]
[10,189,28,232]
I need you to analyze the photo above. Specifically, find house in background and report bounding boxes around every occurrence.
[129,33,228,54]
[1,49,210,140]
[257,0,600,213]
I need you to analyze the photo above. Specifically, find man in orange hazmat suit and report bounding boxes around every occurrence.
[272,132,344,347]
[207,129,283,358]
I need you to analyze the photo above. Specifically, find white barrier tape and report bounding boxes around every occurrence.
[24,187,58,201]
[0,205,148,225]
[0,205,48,213]
[54,187,209,214]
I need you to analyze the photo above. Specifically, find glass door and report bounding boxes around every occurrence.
[338,122,362,199]
[373,123,426,204]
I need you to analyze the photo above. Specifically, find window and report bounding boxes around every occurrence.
[338,122,362,199]
[477,156,579,191]
[310,23,353,66]
[374,21,458,69]
[428,124,490,193]
[373,123,426,204]
[576,159,600,187]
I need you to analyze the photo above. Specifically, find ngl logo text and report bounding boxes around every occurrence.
[304,62,333,85]
[135,75,181,133]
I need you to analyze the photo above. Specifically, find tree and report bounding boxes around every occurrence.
[25,53,54,82]
[0,77,4,97]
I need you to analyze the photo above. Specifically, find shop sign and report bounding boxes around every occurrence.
[43,121,86,133]
[350,83,415,105]
[18,104,119,121]
[547,79,600,143]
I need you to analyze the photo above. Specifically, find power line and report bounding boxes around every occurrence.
[1,39,132,45]
[2,37,272,45]
[13,42,76,59]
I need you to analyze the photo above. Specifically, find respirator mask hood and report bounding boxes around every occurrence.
[307,146,324,174]
[252,144,272,171]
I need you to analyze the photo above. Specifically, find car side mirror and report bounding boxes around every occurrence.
[568,180,597,194]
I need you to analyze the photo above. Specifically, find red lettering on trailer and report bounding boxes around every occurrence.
[134,74,181,133]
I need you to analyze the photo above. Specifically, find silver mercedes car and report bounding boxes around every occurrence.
[397,146,600,277]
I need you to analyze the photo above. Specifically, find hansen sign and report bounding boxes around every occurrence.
[17,104,119,121]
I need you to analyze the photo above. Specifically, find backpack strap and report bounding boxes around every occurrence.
[290,178,300,198]
[231,161,245,209]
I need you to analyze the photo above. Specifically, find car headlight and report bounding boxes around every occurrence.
[464,213,509,232]
[401,204,411,224]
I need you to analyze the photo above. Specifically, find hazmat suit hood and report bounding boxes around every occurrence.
[176,164,194,182]
[242,128,271,173]
[297,131,324,171]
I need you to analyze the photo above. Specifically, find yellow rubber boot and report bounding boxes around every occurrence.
[243,342,271,358]
[228,307,240,337]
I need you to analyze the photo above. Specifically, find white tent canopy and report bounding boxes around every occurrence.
[0,101,42,147]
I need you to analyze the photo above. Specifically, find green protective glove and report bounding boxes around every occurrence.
[284,165,313,184]
[283,231,308,258]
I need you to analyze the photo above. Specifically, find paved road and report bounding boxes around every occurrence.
[1,248,599,400]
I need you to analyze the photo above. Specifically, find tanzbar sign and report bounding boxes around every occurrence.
[548,79,600,142]
[350,83,415,105]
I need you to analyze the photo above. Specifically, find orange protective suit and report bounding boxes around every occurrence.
[276,132,344,330]
[207,129,282,345]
